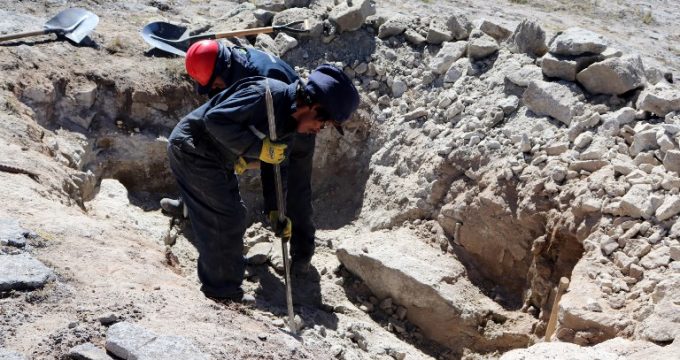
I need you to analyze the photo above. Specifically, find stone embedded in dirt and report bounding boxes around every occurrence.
[106,322,208,360]
[523,80,584,125]
[329,0,375,33]
[498,95,520,115]
[467,30,499,60]
[636,83,680,116]
[576,54,646,95]
[273,8,323,38]
[0,348,25,360]
[639,246,670,269]
[0,253,53,291]
[98,313,120,326]
[478,19,511,41]
[377,15,410,39]
[0,218,28,248]
[444,57,469,83]
[68,342,113,360]
[429,41,467,75]
[246,242,272,265]
[549,27,608,56]
[391,78,407,98]
[337,229,534,354]
[508,19,548,58]
[541,52,602,81]
[599,107,636,136]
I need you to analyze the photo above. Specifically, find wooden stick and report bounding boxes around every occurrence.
[0,29,50,42]
[214,26,274,39]
[544,277,570,341]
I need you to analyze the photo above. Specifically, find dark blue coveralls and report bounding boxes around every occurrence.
[168,77,313,299]
[208,47,316,255]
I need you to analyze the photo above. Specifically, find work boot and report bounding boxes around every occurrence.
[160,197,187,218]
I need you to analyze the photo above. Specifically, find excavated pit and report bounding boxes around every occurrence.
[14,59,591,358]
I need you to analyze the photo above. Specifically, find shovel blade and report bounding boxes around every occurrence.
[141,21,190,56]
[44,8,99,44]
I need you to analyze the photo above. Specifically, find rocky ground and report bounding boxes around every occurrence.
[1,0,679,359]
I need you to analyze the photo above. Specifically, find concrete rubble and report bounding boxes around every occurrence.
[105,322,209,360]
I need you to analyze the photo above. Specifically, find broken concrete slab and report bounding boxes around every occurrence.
[478,19,511,41]
[0,218,28,248]
[429,41,467,74]
[337,229,533,354]
[68,342,113,360]
[105,322,208,360]
[618,184,657,219]
[0,253,53,291]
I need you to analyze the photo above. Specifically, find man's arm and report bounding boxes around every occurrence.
[203,85,266,159]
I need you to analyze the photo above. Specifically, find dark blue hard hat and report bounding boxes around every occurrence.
[305,64,360,134]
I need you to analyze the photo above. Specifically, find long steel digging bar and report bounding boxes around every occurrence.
[264,79,296,334]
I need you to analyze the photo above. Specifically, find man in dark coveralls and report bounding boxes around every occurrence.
[160,40,316,284]
[166,63,360,303]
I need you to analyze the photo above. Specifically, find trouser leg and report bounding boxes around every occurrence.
[167,143,246,299]
[286,134,316,262]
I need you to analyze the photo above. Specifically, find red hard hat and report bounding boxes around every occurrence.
[185,40,220,86]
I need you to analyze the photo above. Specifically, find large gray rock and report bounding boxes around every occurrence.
[272,8,323,38]
[246,242,272,265]
[523,80,584,125]
[0,349,25,360]
[508,19,548,58]
[446,13,472,40]
[0,253,53,291]
[336,229,533,354]
[467,30,498,60]
[637,275,680,342]
[329,0,375,33]
[506,65,543,87]
[429,41,467,74]
[0,218,28,248]
[68,343,113,360]
[629,129,659,157]
[478,19,511,41]
[655,195,680,221]
[636,83,680,116]
[426,18,452,44]
[541,52,601,81]
[106,322,208,360]
[576,55,646,95]
[663,150,680,174]
[549,27,608,56]
[377,15,409,38]
[618,184,657,219]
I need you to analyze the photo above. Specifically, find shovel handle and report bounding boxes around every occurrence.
[0,29,53,42]
[213,26,275,39]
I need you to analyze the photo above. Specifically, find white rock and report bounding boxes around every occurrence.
[618,184,657,219]
[655,196,680,221]
[636,83,680,117]
[523,80,584,125]
[576,54,646,95]
[663,149,680,175]
[508,19,547,58]
[467,30,499,60]
[549,27,608,56]
[429,41,467,74]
